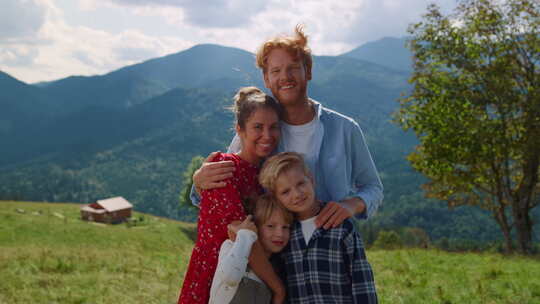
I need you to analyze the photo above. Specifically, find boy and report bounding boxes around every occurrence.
[259,152,378,304]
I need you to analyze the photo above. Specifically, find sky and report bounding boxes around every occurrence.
[0,0,458,84]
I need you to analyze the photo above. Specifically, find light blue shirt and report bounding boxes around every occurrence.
[191,100,383,220]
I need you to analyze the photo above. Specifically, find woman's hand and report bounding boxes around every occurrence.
[272,287,286,304]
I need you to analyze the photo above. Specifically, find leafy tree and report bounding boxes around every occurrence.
[396,0,540,253]
[179,155,205,209]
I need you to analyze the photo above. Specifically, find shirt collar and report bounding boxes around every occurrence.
[309,98,323,120]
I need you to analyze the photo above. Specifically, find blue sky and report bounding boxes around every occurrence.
[0,0,457,83]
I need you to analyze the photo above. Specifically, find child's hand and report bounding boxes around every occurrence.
[227,220,242,241]
[237,215,257,233]
[227,215,257,241]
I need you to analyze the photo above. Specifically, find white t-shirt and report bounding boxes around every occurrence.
[280,115,320,171]
[300,216,317,245]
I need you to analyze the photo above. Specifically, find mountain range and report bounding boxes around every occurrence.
[1,36,521,242]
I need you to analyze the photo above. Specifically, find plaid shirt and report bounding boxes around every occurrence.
[279,215,378,304]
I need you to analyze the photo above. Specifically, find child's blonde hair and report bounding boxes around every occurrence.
[255,24,313,74]
[253,193,294,227]
[259,152,312,195]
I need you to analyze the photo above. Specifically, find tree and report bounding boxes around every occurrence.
[179,155,205,209]
[396,0,540,254]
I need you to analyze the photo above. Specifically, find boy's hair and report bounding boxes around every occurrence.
[232,86,282,130]
[255,24,313,74]
[253,193,294,227]
[259,152,312,194]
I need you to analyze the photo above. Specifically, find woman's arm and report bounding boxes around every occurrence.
[249,241,286,304]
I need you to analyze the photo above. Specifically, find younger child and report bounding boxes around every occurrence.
[259,152,378,304]
[209,194,293,304]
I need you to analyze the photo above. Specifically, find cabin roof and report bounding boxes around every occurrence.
[96,196,133,212]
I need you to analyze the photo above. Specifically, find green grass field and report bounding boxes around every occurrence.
[1,201,539,304]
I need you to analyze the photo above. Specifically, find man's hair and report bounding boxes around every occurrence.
[255,24,313,74]
[259,152,312,194]
[232,86,282,129]
[253,193,294,227]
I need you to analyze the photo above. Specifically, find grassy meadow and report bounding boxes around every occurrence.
[1,201,539,304]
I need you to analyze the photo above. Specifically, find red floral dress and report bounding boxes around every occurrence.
[178,153,262,304]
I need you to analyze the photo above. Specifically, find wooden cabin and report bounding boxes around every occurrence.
[81,196,133,224]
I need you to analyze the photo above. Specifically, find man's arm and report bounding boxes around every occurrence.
[189,152,234,207]
[348,121,383,219]
[190,136,243,207]
[316,121,383,228]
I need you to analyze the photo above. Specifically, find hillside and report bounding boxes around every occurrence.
[1,201,539,304]
[0,201,195,304]
[0,39,535,243]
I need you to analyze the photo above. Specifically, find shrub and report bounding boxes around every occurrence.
[373,230,403,250]
[400,227,431,248]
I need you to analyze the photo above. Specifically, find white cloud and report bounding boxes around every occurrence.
[343,0,458,47]
[0,0,461,83]
[0,46,39,67]
[253,0,365,55]
[93,0,268,28]
[0,0,191,83]
[0,0,47,41]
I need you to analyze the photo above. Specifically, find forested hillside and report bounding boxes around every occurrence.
[1,39,536,243]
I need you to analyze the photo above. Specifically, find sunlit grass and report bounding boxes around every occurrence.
[0,201,195,304]
[367,247,540,303]
[1,201,539,304]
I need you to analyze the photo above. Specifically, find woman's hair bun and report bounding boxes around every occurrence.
[235,86,263,105]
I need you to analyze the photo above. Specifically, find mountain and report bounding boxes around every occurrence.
[40,44,261,112]
[0,87,235,218]
[0,71,58,131]
[0,39,524,242]
[0,44,263,167]
[341,37,412,72]
[0,45,409,168]
[0,71,66,164]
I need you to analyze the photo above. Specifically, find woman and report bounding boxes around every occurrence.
[178,87,282,304]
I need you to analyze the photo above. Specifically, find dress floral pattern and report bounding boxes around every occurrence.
[178,153,262,304]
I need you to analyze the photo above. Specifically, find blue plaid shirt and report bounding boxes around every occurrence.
[279,211,378,304]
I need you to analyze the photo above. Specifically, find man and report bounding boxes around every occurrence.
[193,25,383,226]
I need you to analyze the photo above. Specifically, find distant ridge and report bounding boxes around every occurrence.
[341,37,412,72]
[36,44,262,112]
[0,70,28,86]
